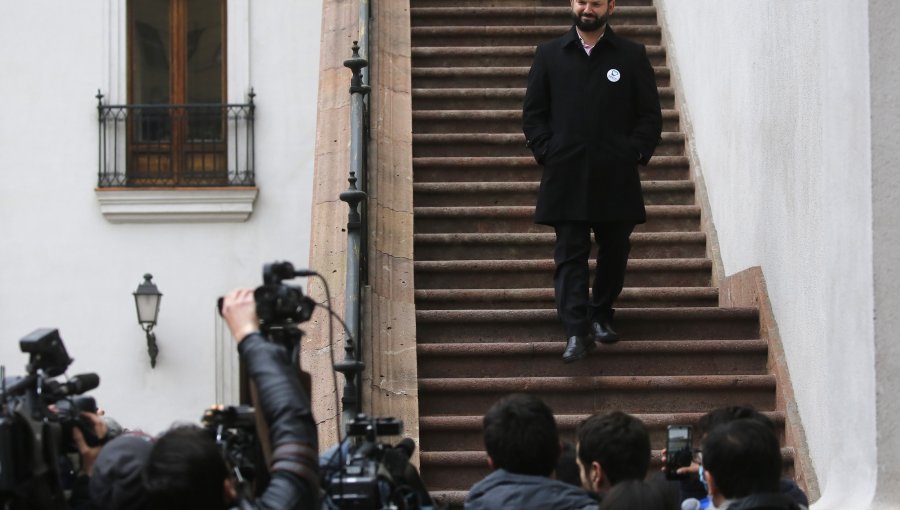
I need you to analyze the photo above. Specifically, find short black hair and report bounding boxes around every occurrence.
[576,411,650,485]
[697,406,775,436]
[482,394,560,477]
[702,418,781,499]
[143,425,229,510]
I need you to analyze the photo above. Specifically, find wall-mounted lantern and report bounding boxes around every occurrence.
[133,273,162,368]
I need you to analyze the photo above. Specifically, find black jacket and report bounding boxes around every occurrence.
[236,333,319,510]
[523,25,662,225]
[728,493,805,510]
[464,469,598,510]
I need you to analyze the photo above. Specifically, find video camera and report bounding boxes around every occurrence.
[0,329,101,510]
[322,414,440,510]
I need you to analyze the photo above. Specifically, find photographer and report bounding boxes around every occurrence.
[143,288,319,510]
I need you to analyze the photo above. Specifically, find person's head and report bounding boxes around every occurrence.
[575,411,650,492]
[143,425,233,510]
[482,393,560,477]
[697,406,776,439]
[570,0,615,33]
[597,479,675,510]
[89,433,154,510]
[701,419,782,505]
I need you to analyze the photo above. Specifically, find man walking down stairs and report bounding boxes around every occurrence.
[522,0,663,364]
[409,0,797,506]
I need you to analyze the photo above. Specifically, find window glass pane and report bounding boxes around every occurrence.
[187,0,223,142]
[132,0,171,105]
[132,0,171,144]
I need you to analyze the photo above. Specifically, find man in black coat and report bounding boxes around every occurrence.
[523,0,662,363]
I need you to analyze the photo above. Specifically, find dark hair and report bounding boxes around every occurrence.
[702,418,781,499]
[482,394,560,477]
[597,479,677,510]
[697,406,775,436]
[576,411,650,485]
[143,425,229,510]
[555,441,581,487]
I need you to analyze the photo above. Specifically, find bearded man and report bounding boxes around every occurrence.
[523,0,663,363]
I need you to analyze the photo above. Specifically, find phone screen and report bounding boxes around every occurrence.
[666,425,693,480]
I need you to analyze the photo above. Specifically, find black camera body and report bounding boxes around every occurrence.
[1,329,100,510]
[202,405,266,497]
[323,414,438,510]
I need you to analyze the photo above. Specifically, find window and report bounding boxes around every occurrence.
[128,0,228,186]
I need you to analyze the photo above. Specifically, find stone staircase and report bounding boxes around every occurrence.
[409,1,789,506]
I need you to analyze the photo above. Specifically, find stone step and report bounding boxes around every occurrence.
[411,24,662,47]
[413,179,694,207]
[412,65,670,88]
[410,0,654,7]
[413,108,680,133]
[410,6,657,28]
[413,205,700,234]
[416,307,760,343]
[414,231,708,260]
[417,339,767,378]
[411,132,684,158]
[423,448,795,498]
[414,258,712,289]
[415,286,718,309]
[412,86,676,110]
[413,155,690,182]
[419,411,787,452]
[411,44,666,67]
[418,373,776,417]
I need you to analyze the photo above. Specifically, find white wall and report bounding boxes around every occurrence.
[0,1,322,435]
[656,1,877,507]
[870,0,900,506]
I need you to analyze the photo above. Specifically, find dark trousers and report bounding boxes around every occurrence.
[553,222,635,337]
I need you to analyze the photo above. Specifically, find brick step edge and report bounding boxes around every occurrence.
[412,132,683,143]
[414,109,679,121]
[412,45,664,57]
[412,66,669,78]
[417,307,758,323]
[420,411,786,431]
[416,257,710,272]
[412,86,674,99]
[415,231,706,245]
[410,6,657,17]
[422,447,794,467]
[418,339,766,357]
[418,374,776,392]
[413,155,687,167]
[411,25,661,36]
[414,179,692,193]
[414,204,699,218]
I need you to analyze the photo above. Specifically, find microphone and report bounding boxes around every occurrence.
[393,437,416,460]
[49,373,100,397]
[682,498,702,510]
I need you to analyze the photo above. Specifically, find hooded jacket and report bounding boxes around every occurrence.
[464,469,598,510]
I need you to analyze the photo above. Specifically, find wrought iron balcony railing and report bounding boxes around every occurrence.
[97,91,255,188]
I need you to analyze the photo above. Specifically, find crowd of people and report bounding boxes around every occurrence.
[462,394,809,510]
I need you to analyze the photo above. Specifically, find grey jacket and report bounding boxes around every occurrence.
[465,469,598,510]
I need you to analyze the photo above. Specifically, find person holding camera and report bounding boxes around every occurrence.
[142,288,319,510]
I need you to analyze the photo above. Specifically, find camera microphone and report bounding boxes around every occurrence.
[48,373,100,397]
[682,498,702,510]
[393,437,416,460]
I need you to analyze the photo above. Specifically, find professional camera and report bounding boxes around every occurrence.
[202,404,266,497]
[0,329,100,510]
[322,414,441,510]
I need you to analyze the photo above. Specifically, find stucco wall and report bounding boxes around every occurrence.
[656,1,877,507]
[870,0,900,506]
[0,1,322,435]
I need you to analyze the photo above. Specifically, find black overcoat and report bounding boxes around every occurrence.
[523,25,663,225]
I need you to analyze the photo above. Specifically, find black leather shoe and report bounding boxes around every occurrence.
[562,335,596,364]
[590,319,620,344]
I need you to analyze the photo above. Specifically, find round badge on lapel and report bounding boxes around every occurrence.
[607,69,621,82]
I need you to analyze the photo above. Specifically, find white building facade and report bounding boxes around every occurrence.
[0,0,323,435]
